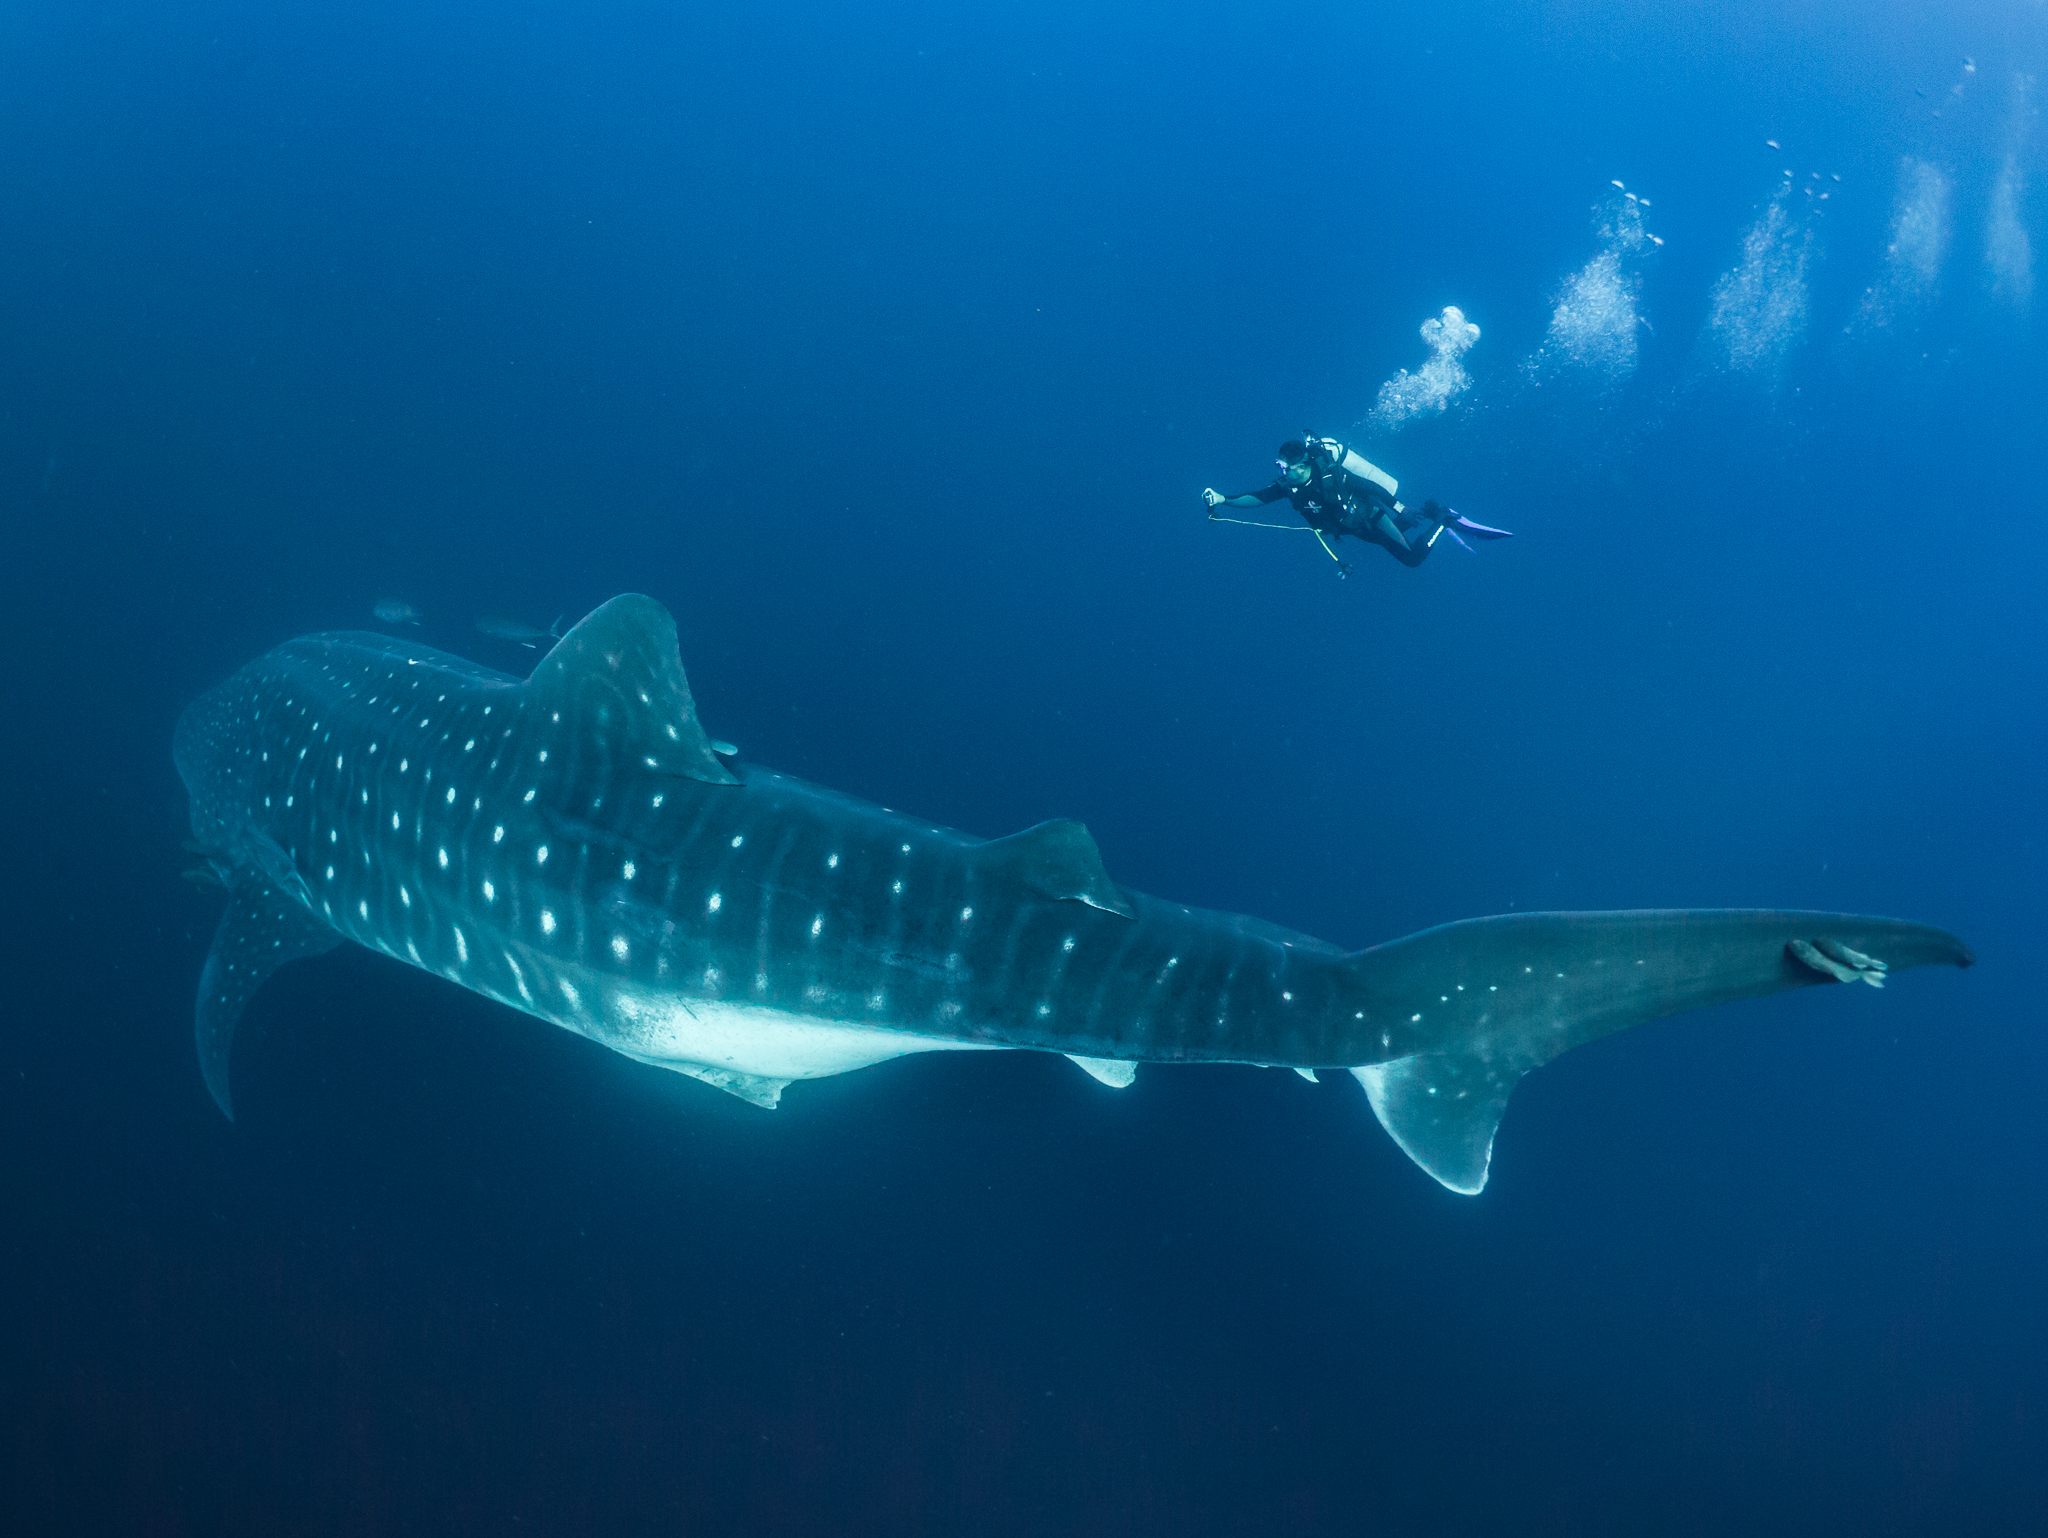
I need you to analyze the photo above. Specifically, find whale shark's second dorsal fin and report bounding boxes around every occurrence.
[979,818,1134,918]
[529,594,738,786]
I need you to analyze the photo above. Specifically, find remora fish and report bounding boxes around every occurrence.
[174,595,1972,1193]
[474,615,562,649]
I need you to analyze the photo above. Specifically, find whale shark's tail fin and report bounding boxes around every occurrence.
[1343,910,1972,1194]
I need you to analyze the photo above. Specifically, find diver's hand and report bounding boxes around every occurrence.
[1200,487,1224,510]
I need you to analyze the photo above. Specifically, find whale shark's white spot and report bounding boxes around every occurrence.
[359,900,370,921]
[324,865,335,881]
[539,909,557,935]
[892,880,904,895]
[960,906,974,922]
[1062,936,1076,953]
[827,853,840,869]
[810,916,823,937]
[611,936,630,961]
[445,787,457,805]
[559,979,580,1008]
[730,834,745,849]
[651,793,664,809]
[622,860,636,880]
[492,825,505,843]
[400,886,412,908]
[482,880,496,903]
[707,892,722,913]
[535,845,549,866]
[437,848,450,870]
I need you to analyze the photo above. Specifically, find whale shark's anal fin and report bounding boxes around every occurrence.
[196,883,342,1120]
[530,594,739,787]
[1343,910,1973,1195]
[980,819,1134,918]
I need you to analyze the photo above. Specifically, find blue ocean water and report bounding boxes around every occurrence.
[3,2,2044,1532]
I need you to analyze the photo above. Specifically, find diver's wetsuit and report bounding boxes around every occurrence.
[1247,468,1435,567]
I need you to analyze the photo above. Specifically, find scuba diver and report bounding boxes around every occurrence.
[1200,435,1511,579]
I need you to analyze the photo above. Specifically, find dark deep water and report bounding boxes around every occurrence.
[4,2,2045,1533]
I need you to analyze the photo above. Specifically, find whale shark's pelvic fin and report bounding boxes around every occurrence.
[979,819,1135,918]
[1346,909,1973,1195]
[196,880,343,1120]
[1067,1054,1138,1088]
[530,594,739,787]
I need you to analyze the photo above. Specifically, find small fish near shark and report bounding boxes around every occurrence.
[175,595,1972,1194]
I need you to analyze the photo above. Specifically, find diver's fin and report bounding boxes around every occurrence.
[1433,505,1515,540]
[1343,909,1972,1194]
[979,819,1134,918]
[674,1063,787,1108]
[195,882,343,1120]
[1067,1054,1137,1088]
[528,594,738,787]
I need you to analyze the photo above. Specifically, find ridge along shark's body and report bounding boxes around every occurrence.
[175,595,1973,1194]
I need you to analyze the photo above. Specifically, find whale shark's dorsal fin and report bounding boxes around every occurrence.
[529,594,738,786]
[196,879,343,1120]
[979,819,1134,918]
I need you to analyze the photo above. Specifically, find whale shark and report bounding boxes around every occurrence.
[175,594,1972,1193]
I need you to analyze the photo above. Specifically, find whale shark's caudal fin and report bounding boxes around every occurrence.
[196,880,343,1119]
[1343,909,1974,1194]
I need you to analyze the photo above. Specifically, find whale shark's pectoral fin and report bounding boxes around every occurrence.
[196,883,343,1120]
[530,594,739,787]
[980,819,1134,918]
[1067,1054,1137,1088]
[673,1063,788,1108]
